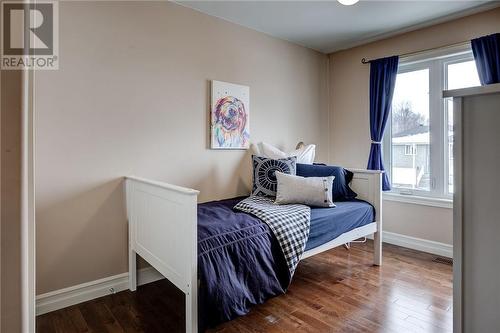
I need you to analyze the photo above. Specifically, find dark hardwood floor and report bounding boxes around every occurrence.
[37,241,452,333]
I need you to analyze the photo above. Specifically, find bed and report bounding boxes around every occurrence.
[125,168,382,333]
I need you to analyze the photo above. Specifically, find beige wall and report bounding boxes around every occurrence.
[34,1,329,294]
[1,70,22,333]
[328,7,500,245]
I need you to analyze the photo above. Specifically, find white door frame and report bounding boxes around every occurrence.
[21,68,36,332]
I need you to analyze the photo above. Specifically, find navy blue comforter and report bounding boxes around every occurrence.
[197,197,374,331]
[197,198,290,330]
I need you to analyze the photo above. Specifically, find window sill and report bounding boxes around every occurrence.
[383,192,453,209]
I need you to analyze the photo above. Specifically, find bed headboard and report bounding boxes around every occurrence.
[348,169,382,222]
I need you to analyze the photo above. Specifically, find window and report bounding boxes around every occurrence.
[384,47,480,199]
[404,144,417,156]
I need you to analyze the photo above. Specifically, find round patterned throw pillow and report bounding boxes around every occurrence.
[251,155,297,197]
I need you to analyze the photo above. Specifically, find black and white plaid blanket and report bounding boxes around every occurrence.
[234,196,311,276]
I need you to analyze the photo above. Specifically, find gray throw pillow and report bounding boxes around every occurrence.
[274,171,335,207]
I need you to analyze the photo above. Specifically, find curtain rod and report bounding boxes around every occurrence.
[360,40,471,64]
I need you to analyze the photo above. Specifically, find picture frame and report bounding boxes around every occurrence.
[211,80,250,149]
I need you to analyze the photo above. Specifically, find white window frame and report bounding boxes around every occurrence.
[442,52,476,197]
[383,44,477,205]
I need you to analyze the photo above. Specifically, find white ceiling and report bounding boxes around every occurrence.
[177,1,499,53]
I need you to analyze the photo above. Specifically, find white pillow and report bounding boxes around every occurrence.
[250,143,262,156]
[275,171,335,207]
[259,142,316,164]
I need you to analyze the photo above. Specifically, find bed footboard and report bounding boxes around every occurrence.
[349,169,383,265]
[125,176,199,333]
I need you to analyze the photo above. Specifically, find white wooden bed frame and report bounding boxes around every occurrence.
[125,169,382,333]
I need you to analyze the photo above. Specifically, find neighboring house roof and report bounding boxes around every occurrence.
[393,125,429,144]
[393,125,429,138]
[392,125,453,145]
[393,132,429,144]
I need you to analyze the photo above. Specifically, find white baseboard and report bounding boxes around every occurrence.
[368,231,453,258]
[36,267,164,316]
[137,266,165,286]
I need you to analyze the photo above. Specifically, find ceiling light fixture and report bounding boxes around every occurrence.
[338,0,359,5]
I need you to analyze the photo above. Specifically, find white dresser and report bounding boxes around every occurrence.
[444,83,500,333]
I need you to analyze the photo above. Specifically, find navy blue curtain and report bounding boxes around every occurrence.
[367,56,399,191]
[471,33,500,85]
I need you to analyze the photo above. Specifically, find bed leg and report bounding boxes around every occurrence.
[373,231,382,266]
[129,249,137,291]
[185,285,197,333]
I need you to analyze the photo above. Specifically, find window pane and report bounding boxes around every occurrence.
[447,99,454,193]
[446,60,479,194]
[391,68,430,191]
[447,60,480,90]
